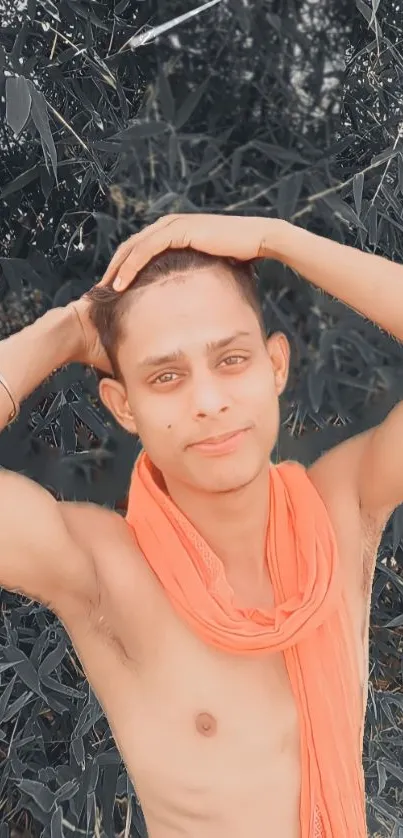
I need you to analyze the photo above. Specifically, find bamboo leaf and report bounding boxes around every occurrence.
[353,171,364,218]
[5,76,32,136]
[174,78,209,131]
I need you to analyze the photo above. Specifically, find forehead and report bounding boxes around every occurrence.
[120,269,259,360]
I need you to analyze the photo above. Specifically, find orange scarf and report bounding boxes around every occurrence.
[126,451,367,838]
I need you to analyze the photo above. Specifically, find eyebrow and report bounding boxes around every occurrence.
[138,330,253,369]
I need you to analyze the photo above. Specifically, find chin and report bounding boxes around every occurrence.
[191,455,265,494]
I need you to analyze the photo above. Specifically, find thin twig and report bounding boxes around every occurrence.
[47,102,90,152]
[291,150,401,221]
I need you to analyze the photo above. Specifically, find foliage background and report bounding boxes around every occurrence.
[0,0,402,835]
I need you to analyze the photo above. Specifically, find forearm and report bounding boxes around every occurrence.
[273,221,403,342]
[0,306,80,433]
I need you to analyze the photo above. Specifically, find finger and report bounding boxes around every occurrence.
[96,236,138,287]
[113,219,189,291]
[97,215,180,287]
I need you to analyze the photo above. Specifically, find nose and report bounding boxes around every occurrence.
[190,372,230,420]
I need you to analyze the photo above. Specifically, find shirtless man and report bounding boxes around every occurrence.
[0,214,401,838]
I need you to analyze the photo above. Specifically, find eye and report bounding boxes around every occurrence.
[221,355,247,366]
[153,372,179,385]
[151,355,248,386]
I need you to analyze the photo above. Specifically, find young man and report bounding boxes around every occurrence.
[0,214,401,838]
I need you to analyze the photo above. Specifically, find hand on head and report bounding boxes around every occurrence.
[97,213,276,293]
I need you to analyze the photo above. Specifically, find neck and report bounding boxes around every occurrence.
[162,463,271,582]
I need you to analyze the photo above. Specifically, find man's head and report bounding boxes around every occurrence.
[87,248,290,494]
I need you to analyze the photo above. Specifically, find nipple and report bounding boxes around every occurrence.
[195,712,217,737]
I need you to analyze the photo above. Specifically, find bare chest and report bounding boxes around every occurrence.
[61,545,302,838]
[58,496,379,838]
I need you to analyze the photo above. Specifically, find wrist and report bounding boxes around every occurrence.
[260,218,294,262]
[0,305,83,430]
[63,302,87,364]
[35,305,83,367]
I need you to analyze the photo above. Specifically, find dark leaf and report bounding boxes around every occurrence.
[367,204,378,246]
[376,761,387,795]
[2,644,42,696]
[50,805,64,838]
[0,163,42,199]
[168,132,179,179]
[10,21,29,66]
[59,403,77,455]
[229,0,251,33]
[100,763,119,836]
[1,691,33,725]
[5,76,32,136]
[71,398,110,438]
[189,154,221,186]
[267,12,281,32]
[231,147,244,186]
[307,368,326,414]
[40,165,54,201]
[319,188,367,230]
[28,83,58,181]
[38,638,67,676]
[71,736,85,768]
[252,140,308,164]
[174,77,210,131]
[380,183,402,216]
[277,172,304,219]
[17,779,55,813]
[92,212,119,264]
[353,171,364,217]
[146,193,179,215]
[370,145,398,166]
[55,779,80,804]
[0,258,51,296]
[112,120,168,142]
[355,0,382,36]
[115,0,131,12]
[0,674,17,725]
[370,0,381,17]
[27,0,37,18]
[158,68,176,123]
[38,0,61,20]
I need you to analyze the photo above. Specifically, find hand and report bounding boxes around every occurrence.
[98,214,282,292]
[67,296,114,374]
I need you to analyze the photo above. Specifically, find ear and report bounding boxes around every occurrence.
[99,377,138,435]
[266,332,290,396]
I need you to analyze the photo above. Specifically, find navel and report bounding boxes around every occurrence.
[195,712,217,737]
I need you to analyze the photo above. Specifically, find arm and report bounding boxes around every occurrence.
[275,222,403,517]
[275,222,403,343]
[0,306,97,609]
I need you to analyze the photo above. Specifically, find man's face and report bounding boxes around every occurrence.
[101,267,290,494]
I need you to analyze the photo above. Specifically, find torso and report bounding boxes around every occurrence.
[56,446,387,838]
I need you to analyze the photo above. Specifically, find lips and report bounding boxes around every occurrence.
[191,428,248,446]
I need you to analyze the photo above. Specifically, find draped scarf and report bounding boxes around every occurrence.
[125,451,367,838]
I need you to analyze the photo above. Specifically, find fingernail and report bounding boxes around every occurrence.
[113,276,122,290]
